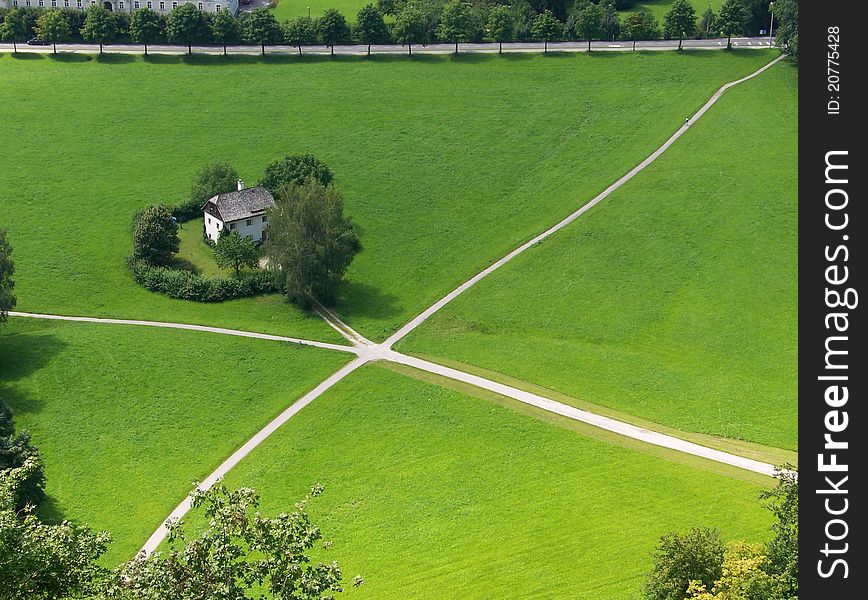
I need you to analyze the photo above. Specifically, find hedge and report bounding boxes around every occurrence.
[127,257,283,302]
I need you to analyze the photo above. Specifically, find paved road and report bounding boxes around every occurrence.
[1,37,775,57]
[7,53,787,558]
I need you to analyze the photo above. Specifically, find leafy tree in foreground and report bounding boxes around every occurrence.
[686,542,776,600]
[486,5,515,53]
[717,0,748,49]
[243,6,282,56]
[210,7,241,56]
[437,0,477,54]
[191,161,239,205]
[132,205,180,267]
[531,9,563,53]
[644,527,725,600]
[355,4,389,56]
[165,2,209,55]
[0,400,45,510]
[0,229,14,324]
[214,231,259,278]
[284,15,317,55]
[35,9,70,55]
[0,8,29,54]
[0,458,111,600]
[772,0,797,59]
[129,8,162,56]
[663,0,697,50]
[622,10,659,50]
[393,4,430,55]
[259,154,333,194]
[81,4,117,55]
[264,180,360,306]
[761,466,798,598]
[103,483,360,599]
[317,8,351,56]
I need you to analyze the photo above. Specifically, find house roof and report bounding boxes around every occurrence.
[203,187,275,222]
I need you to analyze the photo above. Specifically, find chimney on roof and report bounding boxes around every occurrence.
[237,179,244,191]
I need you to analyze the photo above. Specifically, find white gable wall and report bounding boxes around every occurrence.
[204,213,224,242]
[225,215,268,243]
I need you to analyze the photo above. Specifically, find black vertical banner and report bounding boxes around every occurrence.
[799,0,865,596]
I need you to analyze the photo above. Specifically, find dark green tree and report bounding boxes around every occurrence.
[132,205,180,267]
[393,4,430,55]
[0,400,44,510]
[129,8,162,56]
[573,2,603,51]
[81,4,117,54]
[437,0,477,54]
[761,466,798,598]
[700,7,716,36]
[0,8,29,54]
[283,15,316,55]
[35,9,70,54]
[0,459,111,600]
[486,5,514,53]
[210,7,241,56]
[214,231,259,278]
[243,6,282,55]
[259,154,333,194]
[264,181,360,306]
[376,0,405,17]
[663,0,697,49]
[0,229,14,324]
[355,4,389,56]
[166,3,210,55]
[529,0,569,21]
[644,528,725,600]
[622,10,659,50]
[531,9,563,53]
[717,0,748,48]
[190,162,239,205]
[772,0,797,59]
[316,8,350,56]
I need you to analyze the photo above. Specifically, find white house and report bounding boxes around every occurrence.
[202,180,275,244]
[0,0,239,17]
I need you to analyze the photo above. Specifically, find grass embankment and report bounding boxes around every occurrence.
[192,365,773,599]
[399,62,797,450]
[0,318,350,563]
[0,50,777,342]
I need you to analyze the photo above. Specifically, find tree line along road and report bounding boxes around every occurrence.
[1,36,775,56]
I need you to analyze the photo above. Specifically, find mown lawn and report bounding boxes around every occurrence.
[0,317,350,564]
[0,50,777,342]
[625,0,717,24]
[270,0,371,22]
[399,62,797,450]
[194,365,773,599]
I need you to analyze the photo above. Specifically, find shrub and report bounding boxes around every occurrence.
[132,204,180,266]
[127,258,282,302]
[259,154,333,195]
[645,528,725,600]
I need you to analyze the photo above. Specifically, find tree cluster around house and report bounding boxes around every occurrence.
[127,154,359,307]
[0,0,776,56]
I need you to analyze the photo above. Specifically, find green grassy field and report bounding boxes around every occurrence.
[399,61,797,450]
[0,318,350,563]
[270,0,372,22]
[0,50,777,343]
[193,365,773,599]
[625,0,716,24]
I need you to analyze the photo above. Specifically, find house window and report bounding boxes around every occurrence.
[77,0,82,5]
[147,1,152,8]
[216,4,221,11]
[12,0,17,5]
[245,219,252,227]
[172,1,177,7]
[159,1,164,9]
[50,0,56,6]
[229,223,237,230]
[25,0,30,7]
[197,2,202,9]
[119,0,124,7]
[38,0,44,7]
[64,0,69,6]
[262,215,267,223]
[134,0,139,6]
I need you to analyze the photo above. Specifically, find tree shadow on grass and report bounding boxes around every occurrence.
[0,328,67,418]
[7,52,46,60]
[95,53,136,64]
[49,53,92,63]
[334,280,401,322]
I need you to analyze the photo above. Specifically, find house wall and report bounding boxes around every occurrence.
[1,0,238,17]
[204,212,224,242]
[225,215,268,243]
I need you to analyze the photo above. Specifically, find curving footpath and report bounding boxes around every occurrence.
[7,53,787,558]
